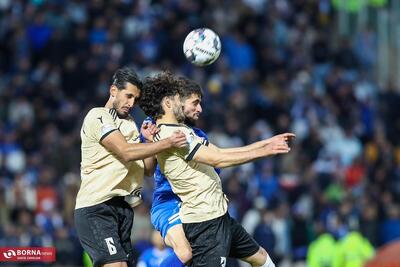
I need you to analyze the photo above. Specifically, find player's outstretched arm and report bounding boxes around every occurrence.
[192,136,291,168]
[101,130,187,163]
[209,133,295,153]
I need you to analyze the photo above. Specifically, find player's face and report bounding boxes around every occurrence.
[183,94,202,125]
[171,94,186,123]
[113,83,140,118]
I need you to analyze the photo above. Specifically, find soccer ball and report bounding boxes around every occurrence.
[183,28,221,66]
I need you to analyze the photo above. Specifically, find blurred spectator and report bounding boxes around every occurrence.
[360,202,379,247]
[131,203,153,262]
[253,209,276,260]
[251,161,280,203]
[271,202,291,264]
[54,227,82,266]
[307,222,336,267]
[137,231,173,267]
[242,196,267,236]
[332,230,374,267]
[290,203,310,262]
[380,204,400,245]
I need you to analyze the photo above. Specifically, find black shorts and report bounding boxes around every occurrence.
[74,197,134,267]
[183,212,260,267]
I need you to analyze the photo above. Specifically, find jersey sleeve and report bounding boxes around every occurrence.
[192,127,210,146]
[83,108,118,142]
[156,125,204,161]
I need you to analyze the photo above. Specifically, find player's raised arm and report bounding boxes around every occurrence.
[208,133,296,153]
[192,134,292,168]
[101,130,187,163]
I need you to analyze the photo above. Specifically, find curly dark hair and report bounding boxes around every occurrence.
[177,76,203,100]
[139,71,181,119]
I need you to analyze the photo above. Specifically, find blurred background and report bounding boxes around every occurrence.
[0,0,400,266]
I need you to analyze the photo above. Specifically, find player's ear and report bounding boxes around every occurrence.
[110,85,118,98]
[163,96,171,109]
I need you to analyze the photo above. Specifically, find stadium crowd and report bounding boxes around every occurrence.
[0,0,399,266]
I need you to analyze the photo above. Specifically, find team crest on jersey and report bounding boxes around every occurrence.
[187,132,195,144]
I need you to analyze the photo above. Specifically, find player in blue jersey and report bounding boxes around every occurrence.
[143,77,209,267]
[137,230,174,267]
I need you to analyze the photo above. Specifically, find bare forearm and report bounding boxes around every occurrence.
[194,134,291,168]
[219,139,269,153]
[218,133,295,153]
[122,139,171,162]
[213,148,267,168]
[143,156,157,176]
[101,129,188,163]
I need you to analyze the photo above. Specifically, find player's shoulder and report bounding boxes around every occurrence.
[86,107,112,117]
[156,123,192,140]
[85,107,117,120]
[158,123,192,133]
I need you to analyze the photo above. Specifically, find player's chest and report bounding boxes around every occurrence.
[116,119,140,143]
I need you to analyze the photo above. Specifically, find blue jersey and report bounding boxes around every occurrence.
[137,247,173,267]
[152,126,220,206]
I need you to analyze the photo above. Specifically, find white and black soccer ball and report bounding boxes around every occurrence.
[183,28,221,66]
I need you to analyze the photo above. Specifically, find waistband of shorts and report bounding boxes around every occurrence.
[183,212,229,225]
[104,196,126,205]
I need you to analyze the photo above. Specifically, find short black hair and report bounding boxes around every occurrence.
[177,76,203,100]
[139,71,181,119]
[112,66,143,90]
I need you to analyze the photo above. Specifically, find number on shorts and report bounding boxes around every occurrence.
[105,237,117,255]
[220,257,226,267]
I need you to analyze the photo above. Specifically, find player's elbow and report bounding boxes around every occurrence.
[209,157,227,168]
[119,154,131,163]
[206,152,231,168]
[122,154,142,162]
[214,162,229,168]
[175,246,192,263]
[211,154,240,168]
[120,145,148,162]
[194,149,228,168]
[118,148,138,163]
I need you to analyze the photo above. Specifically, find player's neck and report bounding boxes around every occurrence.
[105,97,113,109]
[157,113,179,125]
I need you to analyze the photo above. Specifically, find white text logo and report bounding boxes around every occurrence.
[3,250,16,259]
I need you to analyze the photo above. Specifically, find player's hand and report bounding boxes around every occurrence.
[266,133,296,146]
[264,138,291,156]
[168,130,188,148]
[140,120,159,142]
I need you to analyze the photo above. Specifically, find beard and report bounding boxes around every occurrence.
[113,101,129,119]
[184,110,196,126]
[184,117,196,127]
[173,104,186,123]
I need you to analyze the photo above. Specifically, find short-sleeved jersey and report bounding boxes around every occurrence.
[152,126,221,206]
[75,107,144,209]
[154,123,228,223]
